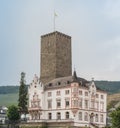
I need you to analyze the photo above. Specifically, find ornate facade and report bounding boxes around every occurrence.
[28,73,107,128]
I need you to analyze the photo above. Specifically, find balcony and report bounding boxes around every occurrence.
[28,107,41,111]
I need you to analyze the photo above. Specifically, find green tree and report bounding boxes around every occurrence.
[18,72,28,115]
[110,107,120,128]
[7,105,20,128]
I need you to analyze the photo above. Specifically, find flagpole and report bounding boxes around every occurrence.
[53,0,55,32]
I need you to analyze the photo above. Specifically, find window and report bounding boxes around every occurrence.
[96,102,99,110]
[85,92,88,96]
[100,114,104,122]
[91,101,95,109]
[65,100,70,107]
[56,99,61,108]
[84,112,88,121]
[48,113,52,120]
[48,92,52,97]
[96,94,99,98]
[73,87,77,92]
[85,100,88,108]
[95,114,98,122]
[100,102,104,111]
[72,100,78,107]
[90,113,94,123]
[57,112,61,120]
[79,90,82,95]
[48,100,52,109]
[65,90,69,95]
[66,112,69,119]
[79,99,82,108]
[101,95,104,99]
[79,112,82,120]
[56,91,60,96]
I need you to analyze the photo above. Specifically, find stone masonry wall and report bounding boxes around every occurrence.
[40,31,72,84]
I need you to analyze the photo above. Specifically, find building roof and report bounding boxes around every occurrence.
[44,75,89,90]
[44,72,106,93]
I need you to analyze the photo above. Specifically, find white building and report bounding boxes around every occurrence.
[0,106,8,124]
[28,72,107,128]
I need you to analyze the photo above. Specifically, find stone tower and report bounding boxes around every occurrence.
[40,31,72,84]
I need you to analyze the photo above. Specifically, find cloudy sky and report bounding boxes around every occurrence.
[0,0,120,85]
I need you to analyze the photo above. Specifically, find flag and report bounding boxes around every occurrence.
[54,12,58,17]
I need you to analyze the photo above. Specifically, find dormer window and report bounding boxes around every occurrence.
[67,81,70,84]
[58,82,61,85]
[49,83,52,87]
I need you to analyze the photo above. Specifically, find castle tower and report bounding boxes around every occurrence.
[40,31,72,84]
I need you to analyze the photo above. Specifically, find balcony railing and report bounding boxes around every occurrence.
[28,118,74,123]
[28,107,41,111]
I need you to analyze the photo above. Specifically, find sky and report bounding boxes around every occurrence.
[1,0,120,85]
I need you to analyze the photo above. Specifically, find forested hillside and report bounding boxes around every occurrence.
[0,81,120,94]
[0,86,19,94]
[95,81,120,94]
[0,81,120,106]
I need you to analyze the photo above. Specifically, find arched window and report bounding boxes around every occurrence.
[48,113,52,120]
[95,114,98,122]
[66,112,69,119]
[79,99,82,108]
[84,112,88,121]
[79,112,82,120]
[57,112,61,120]
[100,114,103,122]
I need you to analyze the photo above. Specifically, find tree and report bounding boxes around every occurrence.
[110,107,120,128]
[7,105,20,128]
[18,72,28,115]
